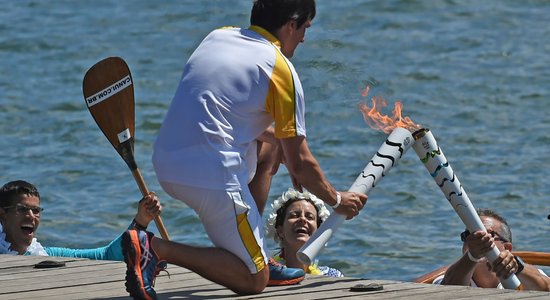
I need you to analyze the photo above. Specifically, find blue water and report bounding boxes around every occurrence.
[1,0,549,281]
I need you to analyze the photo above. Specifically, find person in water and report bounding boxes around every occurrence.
[433,208,550,291]
[0,179,161,260]
[266,188,345,277]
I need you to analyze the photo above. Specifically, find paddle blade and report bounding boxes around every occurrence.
[83,57,137,170]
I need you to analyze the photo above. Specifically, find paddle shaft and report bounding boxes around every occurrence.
[117,121,170,240]
[131,167,170,240]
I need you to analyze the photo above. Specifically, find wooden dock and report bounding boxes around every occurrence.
[2,254,549,299]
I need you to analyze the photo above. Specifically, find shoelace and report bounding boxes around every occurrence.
[152,261,170,286]
[268,258,286,271]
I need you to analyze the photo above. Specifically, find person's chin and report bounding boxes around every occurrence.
[283,49,294,58]
[12,239,32,253]
[294,235,310,244]
[20,234,34,246]
[24,237,33,246]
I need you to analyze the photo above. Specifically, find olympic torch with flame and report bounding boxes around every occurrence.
[297,127,414,265]
[297,91,418,265]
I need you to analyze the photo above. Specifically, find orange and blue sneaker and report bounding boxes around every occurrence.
[267,258,305,286]
[122,229,167,300]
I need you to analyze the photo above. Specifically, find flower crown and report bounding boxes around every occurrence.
[266,188,330,244]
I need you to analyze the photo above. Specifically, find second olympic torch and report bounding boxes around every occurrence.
[412,128,522,290]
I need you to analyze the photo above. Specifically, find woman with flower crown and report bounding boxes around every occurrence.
[266,188,344,277]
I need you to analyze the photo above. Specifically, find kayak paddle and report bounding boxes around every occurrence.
[82,56,170,240]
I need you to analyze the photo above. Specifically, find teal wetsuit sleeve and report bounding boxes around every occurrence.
[44,234,124,261]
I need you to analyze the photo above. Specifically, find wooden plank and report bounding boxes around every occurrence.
[0,255,70,269]
[357,284,509,300]
[1,255,549,299]
[3,285,130,300]
[235,278,408,299]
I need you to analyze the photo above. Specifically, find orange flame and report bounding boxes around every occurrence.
[358,86,422,134]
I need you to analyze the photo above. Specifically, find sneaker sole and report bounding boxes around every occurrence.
[267,275,305,286]
[123,231,155,300]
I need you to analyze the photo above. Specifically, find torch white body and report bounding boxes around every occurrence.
[297,127,414,265]
[412,129,521,289]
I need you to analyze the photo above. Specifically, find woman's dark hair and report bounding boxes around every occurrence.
[274,197,323,230]
[250,0,316,34]
[0,180,40,208]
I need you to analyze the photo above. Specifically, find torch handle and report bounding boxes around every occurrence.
[296,213,345,265]
[297,128,414,265]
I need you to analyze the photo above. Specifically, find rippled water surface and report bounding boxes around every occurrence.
[1,0,549,280]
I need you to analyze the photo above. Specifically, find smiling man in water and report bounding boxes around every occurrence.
[0,181,42,255]
[434,209,550,291]
[0,180,161,258]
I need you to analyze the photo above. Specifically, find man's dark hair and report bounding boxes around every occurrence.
[477,208,512,243]
[251,0,316,34]
[0,180,40,208]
